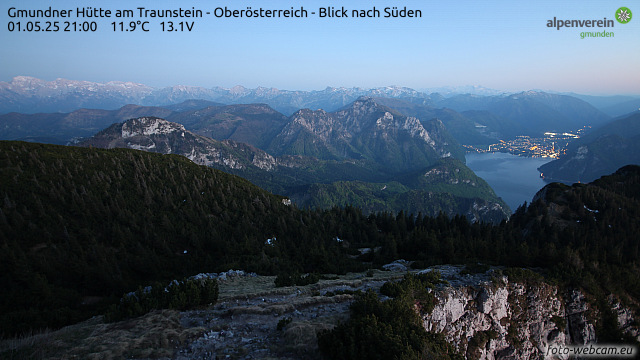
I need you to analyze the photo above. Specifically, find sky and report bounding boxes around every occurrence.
[1,0,639,94]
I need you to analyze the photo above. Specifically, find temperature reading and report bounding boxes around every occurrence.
[111,21,149,32]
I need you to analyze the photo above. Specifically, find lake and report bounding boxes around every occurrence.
[465,152,552,211]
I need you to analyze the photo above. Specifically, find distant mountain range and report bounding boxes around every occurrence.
[434,91,611,135]
[0,76,155,114]
[1,76,627,133]
[564,93,640,117]
[419,85,508,97]
[0,76,434,116]
[539,111,640,184]
[0,80,616,148]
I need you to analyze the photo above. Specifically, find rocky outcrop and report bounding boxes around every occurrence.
[421,266,638,360]
[78,117,282,171]
[565,289,596,346]
[608,295,640,342]
[382,259,411,272]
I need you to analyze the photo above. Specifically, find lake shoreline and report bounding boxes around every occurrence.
[465,152,553,211]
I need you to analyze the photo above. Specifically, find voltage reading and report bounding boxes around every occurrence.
[161,21,195,32]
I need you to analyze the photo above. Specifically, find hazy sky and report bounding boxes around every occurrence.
[1,0,638,94]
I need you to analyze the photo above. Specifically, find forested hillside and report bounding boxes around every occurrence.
[0,142,361,335]
[1,141,639,340]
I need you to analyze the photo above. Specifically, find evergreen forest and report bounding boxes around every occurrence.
[1,141,639,339]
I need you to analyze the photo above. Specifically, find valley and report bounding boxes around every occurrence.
[3,77,630,222]
[1,77,640,359]
[2,0,639,356]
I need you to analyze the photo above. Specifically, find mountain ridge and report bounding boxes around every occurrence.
[0,76,615,121]
[0,76,615,153]
[268,97,463,173]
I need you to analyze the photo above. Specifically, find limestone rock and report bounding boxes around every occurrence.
[419,267,627,360]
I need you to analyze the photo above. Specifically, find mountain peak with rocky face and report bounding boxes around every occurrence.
[270,97,459,173]
[79,117,278,171]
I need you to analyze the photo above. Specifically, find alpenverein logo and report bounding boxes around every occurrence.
[547,7,632,38]
[616,7,632,24]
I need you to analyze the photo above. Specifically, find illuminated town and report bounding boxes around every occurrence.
[464,126,590,158]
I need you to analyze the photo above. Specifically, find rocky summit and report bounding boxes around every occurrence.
[79,117,279,171]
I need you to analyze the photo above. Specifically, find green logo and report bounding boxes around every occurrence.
[616,7,632,24]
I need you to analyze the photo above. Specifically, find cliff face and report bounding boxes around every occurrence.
[421,267,638,360]
[78,117,281,171]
